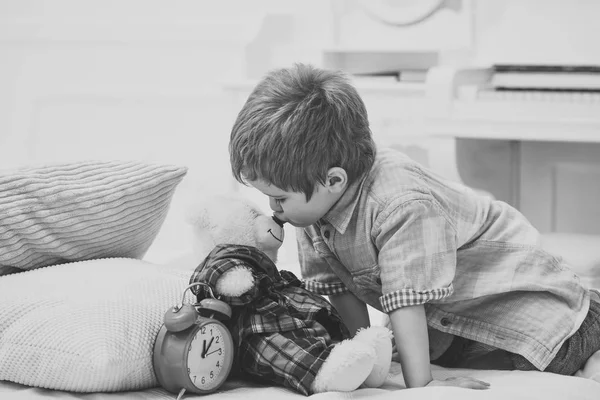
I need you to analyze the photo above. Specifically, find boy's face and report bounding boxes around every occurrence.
[247,179,342,228]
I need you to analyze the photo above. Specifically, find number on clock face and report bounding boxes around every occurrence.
[187,322,228,390]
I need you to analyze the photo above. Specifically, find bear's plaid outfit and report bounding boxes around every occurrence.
[189,244,350,396]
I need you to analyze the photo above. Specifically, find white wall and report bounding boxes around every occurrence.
[0,0,328,169]
[3,0,598,172]
[330,0,600,66]
[473,0,600,66]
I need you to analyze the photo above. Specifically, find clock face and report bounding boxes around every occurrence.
[186,321,233,391]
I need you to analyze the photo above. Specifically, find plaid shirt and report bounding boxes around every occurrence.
[189,244,349,396]
[298,147,590,370]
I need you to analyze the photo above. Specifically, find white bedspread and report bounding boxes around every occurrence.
[2,363,598,400]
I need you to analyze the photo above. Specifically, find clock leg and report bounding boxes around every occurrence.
[176,388,186,400]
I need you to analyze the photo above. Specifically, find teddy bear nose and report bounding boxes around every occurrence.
[272,215,286,227]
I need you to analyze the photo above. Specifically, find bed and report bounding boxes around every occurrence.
[1,159,599,400]
[1,363,599,400]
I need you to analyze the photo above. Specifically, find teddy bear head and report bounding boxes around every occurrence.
[187,194,285,265]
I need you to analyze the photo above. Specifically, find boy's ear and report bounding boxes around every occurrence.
[326,167,347,193]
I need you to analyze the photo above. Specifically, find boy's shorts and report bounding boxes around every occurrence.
[433,298,600,375]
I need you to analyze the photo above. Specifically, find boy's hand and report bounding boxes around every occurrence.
[427,376,490,390]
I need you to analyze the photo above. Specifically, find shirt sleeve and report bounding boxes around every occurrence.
[374,197,456,313]
[296,226,349,296]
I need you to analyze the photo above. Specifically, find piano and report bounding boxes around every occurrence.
[422,65,600,235]
[425,65,600,143]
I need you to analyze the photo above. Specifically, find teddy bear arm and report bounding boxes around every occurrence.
[215,266,255,298]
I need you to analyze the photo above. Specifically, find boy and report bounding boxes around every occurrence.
[228,63,600,389]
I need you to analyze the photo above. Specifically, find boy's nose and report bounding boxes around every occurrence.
[269,197,282,212]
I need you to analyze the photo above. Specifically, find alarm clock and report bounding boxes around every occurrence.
[153,282,234,398]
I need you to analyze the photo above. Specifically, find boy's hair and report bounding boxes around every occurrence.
[229,63,376,200]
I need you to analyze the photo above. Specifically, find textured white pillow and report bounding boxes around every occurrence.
[0,160,187,276]
[0,258,190,392]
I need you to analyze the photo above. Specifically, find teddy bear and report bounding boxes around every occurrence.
[185,195,392,396]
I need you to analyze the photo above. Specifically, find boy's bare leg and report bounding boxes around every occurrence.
[576,350,600,382]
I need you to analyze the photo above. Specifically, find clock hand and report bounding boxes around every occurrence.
[201,337,215,358]
[205,347,222,357]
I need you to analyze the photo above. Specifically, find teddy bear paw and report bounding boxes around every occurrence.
[215,266,255,297]
[311,339,376,393]
[353,326,393,388]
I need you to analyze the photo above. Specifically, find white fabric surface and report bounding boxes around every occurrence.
[1,363,599,399]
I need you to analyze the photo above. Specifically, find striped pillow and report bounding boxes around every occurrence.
[0,160,187,275]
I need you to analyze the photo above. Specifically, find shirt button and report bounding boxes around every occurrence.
[323,230,330,239]
[440,318,452,327]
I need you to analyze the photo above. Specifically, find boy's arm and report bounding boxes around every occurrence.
[329,291,370,336]
[388,305,433,387]
[389,304,490,389]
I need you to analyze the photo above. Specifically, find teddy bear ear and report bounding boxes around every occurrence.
[184,197,209,227]
[185,196,230,229]
[187,195,263,224]
[185,205,209,228]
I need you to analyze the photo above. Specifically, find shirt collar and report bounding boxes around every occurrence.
[322,174,368,234]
